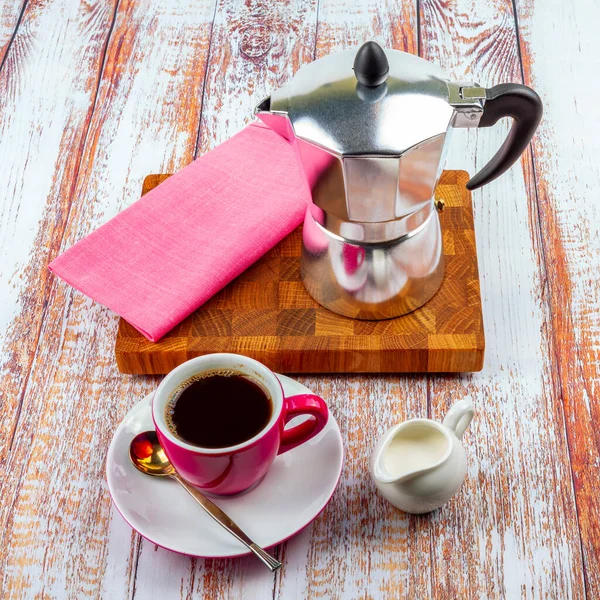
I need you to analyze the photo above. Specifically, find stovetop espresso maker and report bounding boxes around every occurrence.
[256,42,542,319]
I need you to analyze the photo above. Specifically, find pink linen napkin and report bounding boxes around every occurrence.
[49,122,310,341]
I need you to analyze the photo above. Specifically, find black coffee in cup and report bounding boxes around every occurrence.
[165,370,272,448]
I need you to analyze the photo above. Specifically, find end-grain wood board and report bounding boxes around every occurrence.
[115,170,484,374]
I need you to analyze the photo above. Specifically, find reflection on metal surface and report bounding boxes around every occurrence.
[317,202,434,244]
[295,136,446,227]
[263,49,455,156]
[397,136,446,216]
[301,209,444,320]
[447,82,486,128]
[297,139,348,221]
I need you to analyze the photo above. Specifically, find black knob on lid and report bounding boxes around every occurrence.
[353,41,389,87]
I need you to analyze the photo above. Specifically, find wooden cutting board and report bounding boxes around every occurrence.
[115,170,484,374]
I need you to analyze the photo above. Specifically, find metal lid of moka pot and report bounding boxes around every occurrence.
[256,42,458,157]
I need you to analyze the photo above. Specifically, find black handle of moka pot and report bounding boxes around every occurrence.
[466,83,543,190]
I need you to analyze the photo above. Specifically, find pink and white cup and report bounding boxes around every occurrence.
[152,354,329,496]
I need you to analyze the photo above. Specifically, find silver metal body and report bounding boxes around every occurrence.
[256,48,484,319]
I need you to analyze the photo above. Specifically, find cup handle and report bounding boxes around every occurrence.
[278,394,329,454]
[442,399,474,440]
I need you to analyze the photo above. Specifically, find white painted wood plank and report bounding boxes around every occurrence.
[515,0,600,594]
[100,511,141,599]
[0,0,216,597]
[276,377,432,600]
[0,0,116,463]
[0,0,24,63]
[196,0,319,154]
[133,542,278,600]
[420,0,585,596]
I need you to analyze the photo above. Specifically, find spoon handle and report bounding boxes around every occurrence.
[172,473,282,572]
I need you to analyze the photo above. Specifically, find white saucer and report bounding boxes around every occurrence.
[106,374,344,558]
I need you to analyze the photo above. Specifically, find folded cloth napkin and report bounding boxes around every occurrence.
[49,122,310,341]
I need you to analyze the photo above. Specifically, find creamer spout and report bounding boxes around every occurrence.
[373,460,426,486]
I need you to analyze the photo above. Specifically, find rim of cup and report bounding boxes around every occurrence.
[152,353,284,455]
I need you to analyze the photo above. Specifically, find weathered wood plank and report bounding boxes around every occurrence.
[515,0,600,594]
[0,0,25,65]
[312,0,417,60]
[0,0,216,597]
[0,0,116,497]
[196,0,318,154]
[420,0,585,597]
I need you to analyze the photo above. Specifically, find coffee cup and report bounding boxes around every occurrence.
[152,353,329,495]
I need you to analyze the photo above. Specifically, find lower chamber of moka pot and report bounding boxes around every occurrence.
[300,207,445,320]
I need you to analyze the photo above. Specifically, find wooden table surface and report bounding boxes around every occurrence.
[1,0,598,598]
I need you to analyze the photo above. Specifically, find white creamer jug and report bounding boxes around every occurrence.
[370,399,474,514]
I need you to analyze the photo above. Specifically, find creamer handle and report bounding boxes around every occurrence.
[443,399,474,440]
